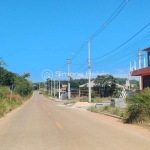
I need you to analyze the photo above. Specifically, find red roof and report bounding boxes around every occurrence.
[132,67,150,76]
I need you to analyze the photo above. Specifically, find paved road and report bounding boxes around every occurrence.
[0,91,150,150]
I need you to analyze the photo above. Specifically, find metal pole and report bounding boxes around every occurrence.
[138,49,142,69]
[88,40,91,103]
[138,49,142,90]
[144,57,146,68]
[134,61,136,70]
[68,59,71,99]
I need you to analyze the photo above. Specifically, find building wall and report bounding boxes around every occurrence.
[142,75,150,90]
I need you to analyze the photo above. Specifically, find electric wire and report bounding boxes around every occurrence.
[92,33,150,65]
[91,22,150,60]
[59,0,128,70]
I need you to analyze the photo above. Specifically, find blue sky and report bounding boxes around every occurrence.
[0,0,150,82]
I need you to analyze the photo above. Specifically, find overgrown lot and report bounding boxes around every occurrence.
[125,88,150,124]
[89,88,150,125]
[0,86,32,117]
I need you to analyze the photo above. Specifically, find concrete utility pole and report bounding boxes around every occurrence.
[54,75,55,97]
[67,59,71,99]
[138,49,142,90]
[88,40,91,103]
[59,71,61,99]
[10,85,13,101]
[39,82,40,89]
[48,79,50,95]
[51,79,52,96]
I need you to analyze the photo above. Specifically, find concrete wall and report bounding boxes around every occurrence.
[110,98,126,108]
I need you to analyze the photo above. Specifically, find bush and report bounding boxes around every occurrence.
[0,86,10,99]
[125,88,150,124]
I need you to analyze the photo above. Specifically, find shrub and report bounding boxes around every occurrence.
[125,88,150,124]
[0,86,10,99]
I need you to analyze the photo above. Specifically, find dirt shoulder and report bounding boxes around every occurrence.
[86,110,150,139]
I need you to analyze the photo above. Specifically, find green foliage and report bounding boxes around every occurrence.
[91,89,96,98]
[0,86,10,99]
[0,57,7,67]
[88,105,126,117]
[0,98,25,117]
[94,74,117,97]
[125,88,150,123]
[14,76,33,96]
[0,60,33,117]
[0,100,6,116]
[115,78,139,89]
[70,80,79,89]
[0,67,33,96]
[0,68,16,86]
[22,72,30,78]
[115,78,126,85]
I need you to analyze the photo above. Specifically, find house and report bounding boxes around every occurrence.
[62,84,67,91]
[131,46,150,90]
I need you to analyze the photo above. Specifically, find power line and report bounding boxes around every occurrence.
[69,28,150,77]
[89,0,128,41]
[92,32,150,65]
[68,0,128,63]
[75,61,87,72]
[91,22,150,60]
[92,37,150,69]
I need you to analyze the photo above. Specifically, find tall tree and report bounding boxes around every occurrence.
[94,74,116,97]
[22,72,30,78]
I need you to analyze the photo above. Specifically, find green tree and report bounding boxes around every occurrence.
[22,72,30,78]
[94,74,116,97]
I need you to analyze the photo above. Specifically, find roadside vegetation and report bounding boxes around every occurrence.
[125,88,150,124]
[89,88,150,125]
[88,105,126,118]
[0,58,33,117]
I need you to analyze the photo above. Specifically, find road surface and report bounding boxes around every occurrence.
[0,91,150,150]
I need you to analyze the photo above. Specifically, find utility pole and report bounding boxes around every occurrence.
[59,71,61,99]
[138,49,142,90]
[54,75,55,97]
[48,79,50,95]
[10,85,14,101]
[88,40,91,103]
[51,79,52,96]
[68,59,71,99]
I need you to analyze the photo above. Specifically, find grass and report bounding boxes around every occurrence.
[88,105,126,118]
[91,97,111,103]
[64,100,78,105]
[0,94,32,117]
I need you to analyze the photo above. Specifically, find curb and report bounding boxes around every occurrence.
[96,111,123,119]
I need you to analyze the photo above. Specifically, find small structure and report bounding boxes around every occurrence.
[62,84,67,91]
[79,81,95,97]
[131,47,150,90]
